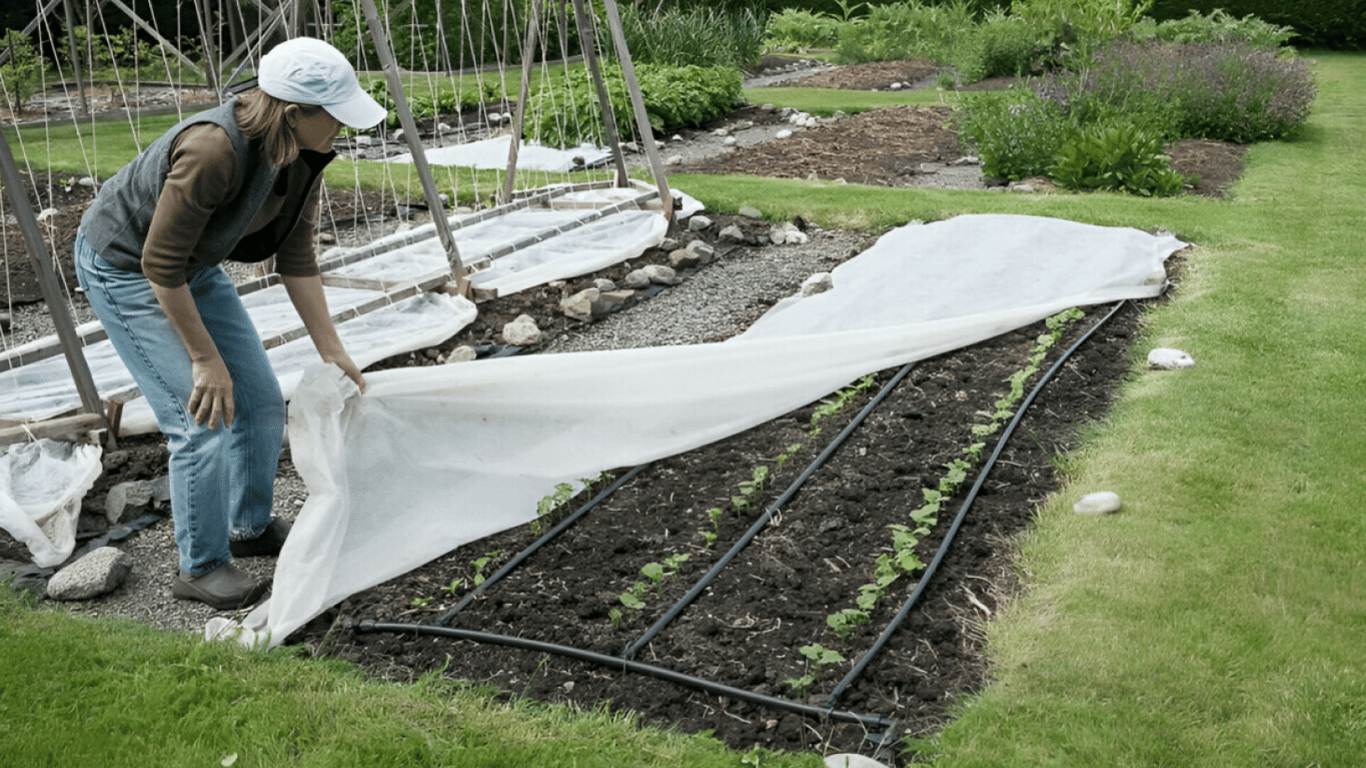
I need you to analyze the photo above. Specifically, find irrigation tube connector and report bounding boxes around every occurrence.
[622,363,918,660]
[356,621,896,732]
[824,301,1128,708]
[435,464,650,627]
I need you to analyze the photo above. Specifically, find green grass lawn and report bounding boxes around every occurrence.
[4,51,1364,768]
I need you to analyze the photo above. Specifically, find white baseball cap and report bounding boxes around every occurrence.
[258,37,387,129]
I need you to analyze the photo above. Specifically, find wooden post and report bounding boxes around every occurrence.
[356,0,466,277]
[598,0,672,219]
[500,0,541,205]
[192,0,221,93]
[62,0,89,114]
[569,0,628,187]
[0,132,106,425]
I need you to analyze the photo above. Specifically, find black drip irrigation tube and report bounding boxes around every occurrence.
[621,362,918,660]
[823,300,1127,708]
[355,621,897,732]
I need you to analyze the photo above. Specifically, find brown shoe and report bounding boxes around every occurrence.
[229,518,292,558]
[172,562,270,610]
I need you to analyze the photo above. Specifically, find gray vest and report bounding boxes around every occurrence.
[79,99,298,275]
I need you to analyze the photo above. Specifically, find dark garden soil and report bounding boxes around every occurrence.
[2,58,1233,761]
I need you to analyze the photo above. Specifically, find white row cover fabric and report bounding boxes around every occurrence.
[229,214,1186,648]
[0,439,102,567]
[350,209,667,295]
[386,135,613,172]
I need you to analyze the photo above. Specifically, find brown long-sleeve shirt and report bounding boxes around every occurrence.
[142,122,324,287]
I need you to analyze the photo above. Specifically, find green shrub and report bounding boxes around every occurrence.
[835,0,979,64]
[954,87,1072,180]
[0,30,41,110]
[1047,121,1187,195]
[618,4,767,69]
[1009,0,1152,66]
[1146,0,1364,49]
[950,10,1039,82]
[765,8,843,51]
[524,63,742,148]
[1038,39,1316,143]
[1133,8,1295,50]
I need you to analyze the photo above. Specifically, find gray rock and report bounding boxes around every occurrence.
[150,474,170,503]
[105,480,153,525]
[1148,348,1195,369]
[502,314,542,345]
[593,278,617,292]
[687,215,713,232]
[738,205,763,219]
[622,269,652,290]
[597,289,635,313]
[1010,183,1036,193]
[560,288,600,321]
[669,248,701,270]
[642,265,680,286]
[1074,491,1122,516]
[47,547,132,601]
[718,224,746,242]
[686,240,715,264]
[770,222,809,245]
[664,155,684,166]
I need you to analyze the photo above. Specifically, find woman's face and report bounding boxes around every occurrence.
[289,106,341,153]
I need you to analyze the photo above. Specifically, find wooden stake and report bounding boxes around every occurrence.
[598,0,673,220]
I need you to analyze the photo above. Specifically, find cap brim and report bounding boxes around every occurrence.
[324,91,388,129]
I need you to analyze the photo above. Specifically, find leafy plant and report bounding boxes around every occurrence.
[731,465,770,514]
[0,30,42,111]
[783,643,847,696]
[954,87,1072,181]
[765,9,843,52]
[618,4,766,69]
[1136,8,1296,50]
[524,63,741,148]
[811,374,875,435]
[471,550,501,586]
[827,608,869,640]
[614,554,689,621]
[531,481,576,533]
[409,596,434,608]
[1049,121,1188,196]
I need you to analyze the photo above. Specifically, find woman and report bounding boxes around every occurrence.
[75,37,386,610]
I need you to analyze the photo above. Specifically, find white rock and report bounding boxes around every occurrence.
[1148,348,1195,369]
[36,208,59,221]
[723,136,738,146]
[687,215,713,231]
[1074,491,1122,516]
[47,547,133,601]
[738,205,763,219]
[77,176,96,187]
[712,128,729,137]
[801,272,833,296]
[775,129,793,140]
[443,345,478,363]
[671,134,684,142]
[1011,183,1036,193]
[770,222,809,245]
[664,155,684,166]
[824,755,890,768]
[593,278,617,292]
[502,314,542,345]
[597,289,635,313]
[890,82,903,90]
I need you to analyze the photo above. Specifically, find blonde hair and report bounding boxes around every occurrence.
[235,88,325,166]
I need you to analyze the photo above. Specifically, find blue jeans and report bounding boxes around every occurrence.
[75,233,284,577]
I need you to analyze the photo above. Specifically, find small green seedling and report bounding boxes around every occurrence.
[827,608,868,640]
[471,550,501,586]
[784,643,847,696]
[410,596,434,608]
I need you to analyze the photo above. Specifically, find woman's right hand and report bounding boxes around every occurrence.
[189,356,234,429]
